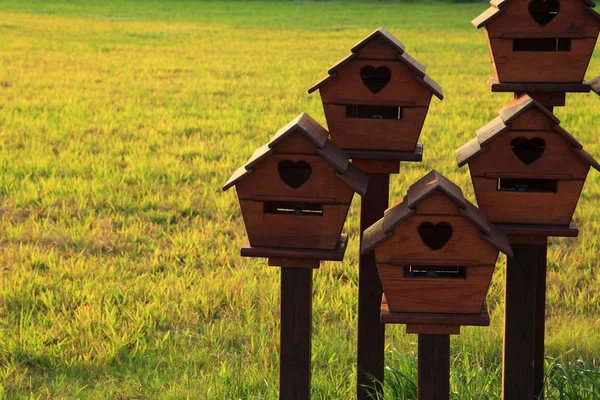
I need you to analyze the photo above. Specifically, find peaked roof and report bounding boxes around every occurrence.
[456,95,600,170]
[307,27,444,100]
[361,170,513,257]
[473,0,600,29]
[222,113,369,195]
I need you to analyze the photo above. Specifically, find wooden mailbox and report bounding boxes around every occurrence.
[473,0,600,83]
[361,171,513,315]
[456,95,600,226]
[308,27,443,154]
[222,113,368,250]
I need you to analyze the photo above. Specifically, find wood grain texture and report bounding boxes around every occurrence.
[418,335,450,400]
[236,155,354,204]
[357,173,389,400]
[319,59,434,105]
[502,243,547,400]
[487,35,597,83]
[471,177,587,225]
[323,104,430,151]
[467,130,590,179]
[378,263,495,314]
[280,268,313,400]
[485,1,600,38]
[374,215,500,266]
[239,200,351,249]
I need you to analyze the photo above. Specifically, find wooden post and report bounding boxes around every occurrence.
[357,173,390,399]
[418,334,450,400]
[502,240,547,400]
[280,267,313,400]
[241,237,348,400]
[534,245,548,400]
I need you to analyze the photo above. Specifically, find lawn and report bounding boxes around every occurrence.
[0,0,599,398]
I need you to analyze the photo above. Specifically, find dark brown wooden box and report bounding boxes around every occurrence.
[308,27,443,153]
[457,95,600,225]
[223,113,368,250]
[362,171,512,315]
[473,0,600,83]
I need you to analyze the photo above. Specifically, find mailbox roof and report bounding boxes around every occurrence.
[472,0,600,29]
[307,27,444,100]
[222,113,369,195]
[361,170,513,257]
[456,95,600,170]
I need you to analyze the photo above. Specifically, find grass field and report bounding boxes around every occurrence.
[0,1,599,398]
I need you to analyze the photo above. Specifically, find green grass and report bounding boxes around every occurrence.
[0,1,599,398]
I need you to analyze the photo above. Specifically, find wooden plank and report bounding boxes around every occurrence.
[408,324,460,335]
[324,104,429,152]
[240,234,348,260]
[502,242,547,400]
[418,335,450,400]
[240,200,351,250]
[378,263,495,314]
[280,267,313,400]
[381,295,490,326]
[472,177,586,226]
[496,220,578,238]
[488,78,592,93]
[346,143,423,161]
[352,159,400,174]
[357,173,389,400]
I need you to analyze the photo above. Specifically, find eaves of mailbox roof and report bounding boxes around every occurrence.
[361,170,514,257]
[472,0,600,29]
[222,113,369,196]
[456,95,600,171]
[307,27,444,100]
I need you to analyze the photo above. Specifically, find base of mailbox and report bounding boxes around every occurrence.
[487,78,592,94]
[380,295,490,335]
[240,233,348,269]
[495,220,578,244]
[348,144,422,174]
[346,143,424,162]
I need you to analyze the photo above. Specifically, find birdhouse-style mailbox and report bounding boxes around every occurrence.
[362,171,512,315]
[456,95,600,226]
[223,113,368,250]
[308,27,444,153]
[473,0,600,83]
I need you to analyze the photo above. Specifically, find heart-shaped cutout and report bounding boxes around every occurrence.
[528,0,560,27]
[360,66,391,94]
[510,137,545,165]
[278,160,312,189]
[418,222,453,251]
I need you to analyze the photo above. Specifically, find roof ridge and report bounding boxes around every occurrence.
[222,113,368,194]
[308,28,443,99]
[361,171,513,256]
[474,0,598,29]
